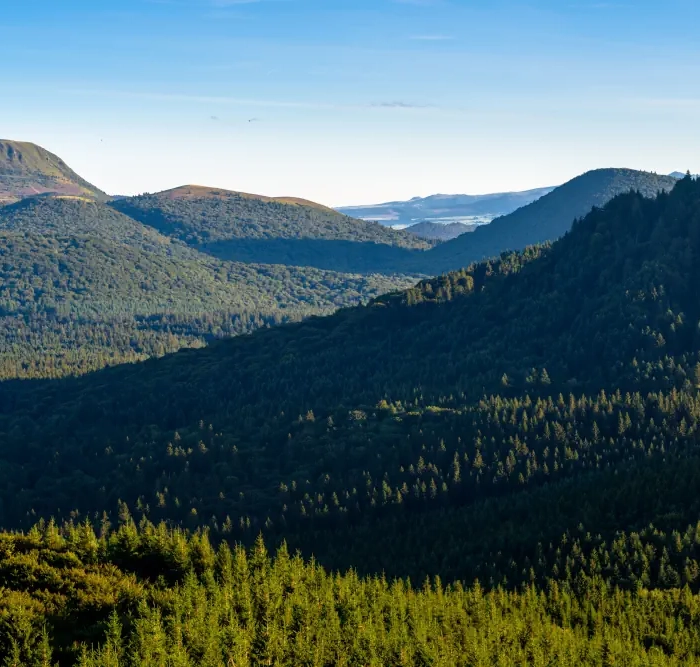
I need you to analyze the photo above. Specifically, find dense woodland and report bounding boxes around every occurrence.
[0,197,415,378]
[112,186,435,275]
[404,220,476,241]
[112,187,430,247]
[426,168,678,273]
[0,166,679,380]
[1,156,700,664]
[4,520,700,666]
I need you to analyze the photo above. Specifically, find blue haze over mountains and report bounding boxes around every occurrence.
[340,170,696,241]
[337,187,555,231]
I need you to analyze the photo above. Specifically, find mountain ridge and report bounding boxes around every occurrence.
[111,187,431,248]
[0,139,108,204]
[0,140,679,280]
[153,184,338,213]
[337,185,555,226]
[425,167,679,273]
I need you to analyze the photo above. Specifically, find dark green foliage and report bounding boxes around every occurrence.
[2,176,700,664]
[114,170,677,276]
[0,178,698,563]
[0,195,161,239]
[3,176,695,432]
[112,187,431,247]
[0,196,416,378]
[0,167,679,380]
[199,236,430,274]
[426,168,678,273]
[111,187,435,274]
[404,220,476,240]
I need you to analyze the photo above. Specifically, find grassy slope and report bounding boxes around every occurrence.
[0,140,108,204]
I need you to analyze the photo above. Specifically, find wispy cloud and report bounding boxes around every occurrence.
[209,114,262,125]
[146,0,285,7]
[68,88,444,115]
[371,101,435,109]
[392,0,446,6]
[410,34,453,41]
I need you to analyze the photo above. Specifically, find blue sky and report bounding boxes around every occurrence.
[3,0,699,205]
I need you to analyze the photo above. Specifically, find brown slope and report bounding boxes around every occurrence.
[0,140,108,204]
[158,185,337,213]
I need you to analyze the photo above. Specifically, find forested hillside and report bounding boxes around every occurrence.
[113,185,429,247]
[115,170,675,275]
[2,158,700,663]
[405,220,476,240]
[0,142,679,283]
[0,176,697,548]
[0,196,416,378]
[426,168,678,273]
[2,176,700,665]
[110,185,433,273]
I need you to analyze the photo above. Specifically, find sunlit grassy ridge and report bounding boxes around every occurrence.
[158,184,338,212]
[0,140,108,204]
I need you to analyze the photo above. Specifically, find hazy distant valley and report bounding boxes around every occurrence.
[337,186,556,235]
[341,173,693,241]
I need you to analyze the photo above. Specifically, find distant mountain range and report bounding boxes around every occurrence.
[0,140,680,280]
[336,186,555,228]
[338,174,696,232]
[0,140,686,379]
